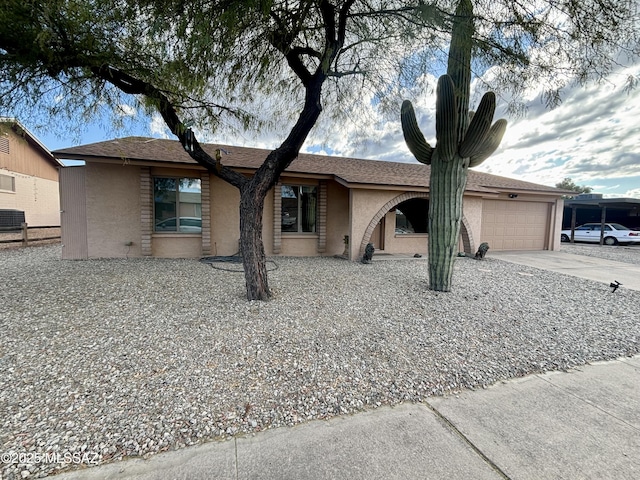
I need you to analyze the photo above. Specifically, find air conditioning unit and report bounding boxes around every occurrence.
[0,209,25,228]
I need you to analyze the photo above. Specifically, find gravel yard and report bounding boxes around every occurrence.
[560,242,640,265]
[1,244,640,478]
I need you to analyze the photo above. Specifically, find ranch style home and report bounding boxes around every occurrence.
[53,137,566,261]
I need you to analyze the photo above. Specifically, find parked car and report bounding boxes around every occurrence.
[560,223,640,245]
[155,217,202,233]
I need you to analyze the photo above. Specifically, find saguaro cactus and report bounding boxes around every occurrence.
[401,0,507,292]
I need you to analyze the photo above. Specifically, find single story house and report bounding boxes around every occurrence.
[53,137,566,261]
[0,118,62,227]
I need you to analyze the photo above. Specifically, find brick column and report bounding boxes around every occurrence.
[317,181,327,253]
[200,172,211,256]
[140,167,152,256]
[273,183,282,254]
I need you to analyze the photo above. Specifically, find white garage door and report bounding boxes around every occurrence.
[481,200,550,250]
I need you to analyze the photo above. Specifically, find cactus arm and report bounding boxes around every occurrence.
[459,91,496,158]
[435,75,458,161]
[447,0,474,143]
[401,100,433,165]
[469,119,507,167]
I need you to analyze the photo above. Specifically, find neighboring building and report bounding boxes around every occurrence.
[0,119,62,227]
[563,194,640,230]
[54,137,567,260]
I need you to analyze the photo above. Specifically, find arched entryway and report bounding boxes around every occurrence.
[358,192,475,258]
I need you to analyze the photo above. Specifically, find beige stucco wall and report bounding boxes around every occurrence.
[349,189,406,259]
[280,235,319,256]
[262,184,274,255]
[461,196,483,253]
[151,235,202,258]
[85,163,142,258]
[386,234,429,255]
[210,176,241,256]
[325,181,350,256]
[0,172,60,226]
[348,191,495,260]
[75,160,565,260]
[549,198,564,251]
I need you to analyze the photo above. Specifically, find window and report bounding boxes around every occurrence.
[0,173,15,192]
[395,198,429,234]
[153,177,202,233]
[281,185,317,233]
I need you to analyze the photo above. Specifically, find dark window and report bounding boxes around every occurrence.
[395,198,429,234]
[281,185,317,233]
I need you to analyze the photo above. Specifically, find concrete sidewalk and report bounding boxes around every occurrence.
[489,250,640,292]
[54,356,640,480]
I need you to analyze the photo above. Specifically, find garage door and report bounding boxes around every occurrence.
[481,200,549,250]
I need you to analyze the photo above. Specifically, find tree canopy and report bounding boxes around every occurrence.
[3,1,638,137]
[555,177,593,195]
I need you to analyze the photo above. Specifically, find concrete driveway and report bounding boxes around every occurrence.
[489,249,640,292]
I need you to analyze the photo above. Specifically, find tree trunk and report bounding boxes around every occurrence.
[239,184,270,301]
[428,154,468,291]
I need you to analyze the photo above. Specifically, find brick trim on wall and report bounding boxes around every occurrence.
[317,181,327,253]
[140,167,152,256]
[358,192,475,258]
[200,172,211,256]
[273,183,282,254]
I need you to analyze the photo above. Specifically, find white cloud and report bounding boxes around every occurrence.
[136,55,640,199]
[623,188,640,199]
[116,104,137,117]
[300,62,640,198]
[475,64,640,194]
[149,113,171,138]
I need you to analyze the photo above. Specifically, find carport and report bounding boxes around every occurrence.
[563,194,640,245]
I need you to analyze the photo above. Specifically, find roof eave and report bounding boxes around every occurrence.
[1,118,63,168]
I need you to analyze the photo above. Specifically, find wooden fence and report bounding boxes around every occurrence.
[0,224,61,246]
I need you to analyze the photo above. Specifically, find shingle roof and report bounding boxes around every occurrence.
[53,136,564,195]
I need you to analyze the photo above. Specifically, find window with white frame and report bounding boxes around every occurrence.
[0,173,15,192]
[281,185,317,233]
[153,177,202,233]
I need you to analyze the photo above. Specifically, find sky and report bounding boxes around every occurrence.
[34,62,640,199]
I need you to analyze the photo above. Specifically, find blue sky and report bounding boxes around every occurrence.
[35,62,640,199]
